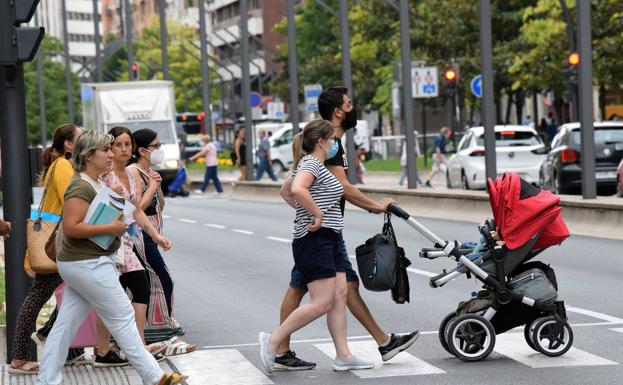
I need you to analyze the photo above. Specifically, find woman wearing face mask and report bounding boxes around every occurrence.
[93,127,172,367]
[35,130,187,385]
[259,119,373,373]
[10,124,83,375]
[127,129,197,355]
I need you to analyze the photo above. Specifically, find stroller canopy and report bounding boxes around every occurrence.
[487,173,569,250]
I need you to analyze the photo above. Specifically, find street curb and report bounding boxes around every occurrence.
[225,181,623,241]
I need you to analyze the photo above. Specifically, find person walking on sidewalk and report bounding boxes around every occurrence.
[190,134,224,194]
[255,129,278,181]
[35,130,187,385]
[424,126,451,188]
[9,124,84,375]
[399,139,422,187]
[260,119,373,373]
[276,86,420,371]
[234,128,248,181]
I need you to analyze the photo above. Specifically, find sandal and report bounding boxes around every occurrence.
[30,332,46,349]
[8,360,39,375]
[163,337,196,356]
[156,372,188,385]
[147,342,167,355]
[153,352,166,362]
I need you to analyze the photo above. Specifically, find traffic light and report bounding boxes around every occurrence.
[567,52,579,86]
[444,68,457,96]
[0,0,45,65]
[131,63,140,80]
[568,52,580,67]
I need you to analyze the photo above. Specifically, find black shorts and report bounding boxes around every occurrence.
[292,228,345,284]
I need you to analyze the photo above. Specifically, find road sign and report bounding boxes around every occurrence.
[304,84,322,112]
[250,92,262,108]
[471,75,482,98]
[411,67,438,98]
[267,102,285,121]
[251,107,262,120]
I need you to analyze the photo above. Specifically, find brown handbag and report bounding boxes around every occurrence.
[26,160,61,273]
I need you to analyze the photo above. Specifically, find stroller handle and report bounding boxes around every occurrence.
[388,203,410,220]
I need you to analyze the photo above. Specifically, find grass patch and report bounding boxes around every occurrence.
[363,157,431,172]
[186,161,237,173]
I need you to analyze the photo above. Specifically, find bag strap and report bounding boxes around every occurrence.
[382,213,397,245]
[36,158,61,220]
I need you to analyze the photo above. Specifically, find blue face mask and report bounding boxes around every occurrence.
[325,140,339,159]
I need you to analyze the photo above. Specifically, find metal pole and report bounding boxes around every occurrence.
[198,0,213,136]
[421,100,427,167]
[158,0,169,80]
[37,50,47,145]
[92,0,102,82]
[399,0,417,188]
[560,0,578,122]
[577,0,596,199]
[0,64,34,363]
[61,0,74,122]
[338,0,357,184]
[479,0,496,181]
[287,0,300,134]
[240,0,254,180]
[124,0,134,80]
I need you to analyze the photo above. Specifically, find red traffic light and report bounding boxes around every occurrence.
[568,52,580,66]
[444,69,457,81]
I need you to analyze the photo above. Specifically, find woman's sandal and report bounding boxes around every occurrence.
[147,342,167,355]
[30,332,46,349]
[156,372,188,385]
[163,337,196,356]
[8,361,39,375]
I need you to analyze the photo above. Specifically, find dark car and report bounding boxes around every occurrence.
[617,158,623,197]
[540,122,623,195]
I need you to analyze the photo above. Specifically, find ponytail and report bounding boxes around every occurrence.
[40,123,79,183]
[291,132,305,171]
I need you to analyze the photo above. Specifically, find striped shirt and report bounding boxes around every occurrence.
[292,155,344,238]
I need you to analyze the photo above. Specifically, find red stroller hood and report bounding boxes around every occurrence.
[487,173,569,250]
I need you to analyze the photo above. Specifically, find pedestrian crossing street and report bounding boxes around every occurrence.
[168,327,621,385]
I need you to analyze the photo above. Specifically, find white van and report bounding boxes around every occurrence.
[269,120,370,174]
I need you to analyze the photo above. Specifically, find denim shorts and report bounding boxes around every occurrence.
[290,231,359,289]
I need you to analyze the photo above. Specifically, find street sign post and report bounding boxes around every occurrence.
[471,75,482,98]
[268,102,285,121]
[304,84,322,112]
[411,66,438,98]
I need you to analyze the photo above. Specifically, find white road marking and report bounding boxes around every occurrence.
[610,328,623,334]
[168,349,273,385]
[315,340,445,378]
[265,236,292,243]
[205,223,226,229]
[232,229,254,235]
[566,306,623,324]
[494,333,618,368]
[162,215,171,219]
[178,218,197,224]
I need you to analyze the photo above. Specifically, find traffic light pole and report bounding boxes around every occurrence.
[124,0,135,80]
[577,0,596,199]
[61,0,74,122]
[198,0,213,136]
[0,64,35,363]
[240,0,254,181]
[158,0,169,80]
[399,0,417,189]
[287,0,300,134]
[479,0,497,181]
[92,0,102,82]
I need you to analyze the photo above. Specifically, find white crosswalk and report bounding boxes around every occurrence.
[173,330,621,383]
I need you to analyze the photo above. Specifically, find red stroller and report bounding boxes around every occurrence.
[388,173,572,362]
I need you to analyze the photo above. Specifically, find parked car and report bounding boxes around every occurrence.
[617,158,623,197]
[447,125,546,189]
[539,122,623,195]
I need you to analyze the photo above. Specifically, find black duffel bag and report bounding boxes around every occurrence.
[355,214,400,292]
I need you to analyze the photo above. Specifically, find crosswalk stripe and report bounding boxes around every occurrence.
[494,333,618,368]
[178,218,197,224]
[610,328,623,334]
[266,236,292,243]
[168,349,273,385]
[314,340,445,378]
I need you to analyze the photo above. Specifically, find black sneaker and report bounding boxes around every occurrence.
[378,331,420,362]
[425,181,432,188]
[93,351,129,368]
[273,350,316,371]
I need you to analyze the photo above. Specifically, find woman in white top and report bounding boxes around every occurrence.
[259,119,373,373]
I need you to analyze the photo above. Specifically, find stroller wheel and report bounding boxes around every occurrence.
[524,321,539,352]
[531,316,573,357]
[447,314,496,362]
[438,312,457,356]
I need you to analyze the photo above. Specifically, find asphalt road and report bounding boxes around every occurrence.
[41,191,623,385]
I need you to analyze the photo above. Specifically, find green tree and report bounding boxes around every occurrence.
[24,36,81,144]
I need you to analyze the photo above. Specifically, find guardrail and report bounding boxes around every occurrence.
[226,181,623,241]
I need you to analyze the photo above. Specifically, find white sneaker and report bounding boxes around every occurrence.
[258,332,276,373]
[194,189,203,194]
[333,356,375,371]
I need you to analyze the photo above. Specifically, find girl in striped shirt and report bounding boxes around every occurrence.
[259,119,374,372]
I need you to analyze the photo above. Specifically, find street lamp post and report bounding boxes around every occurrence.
[198,0,213,136]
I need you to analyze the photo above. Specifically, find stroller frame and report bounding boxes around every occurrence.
[388,204,573,361]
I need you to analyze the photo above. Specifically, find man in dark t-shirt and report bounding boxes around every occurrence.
[424,126,451,187]
[276,86,420,370]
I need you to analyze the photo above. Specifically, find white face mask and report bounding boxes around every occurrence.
[149,148,165,166]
